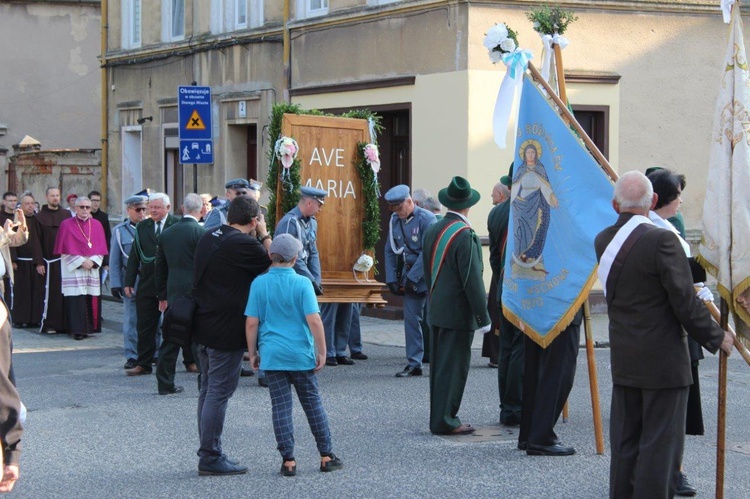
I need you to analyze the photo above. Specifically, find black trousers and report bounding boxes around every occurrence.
[518,310,581,446]
[498,313,524,424]
[156,340,199,392]
[135,294,161,369]
[610,384,688,499]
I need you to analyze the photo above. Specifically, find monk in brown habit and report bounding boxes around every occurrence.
[35,187,69,334]
[11,194,44,327]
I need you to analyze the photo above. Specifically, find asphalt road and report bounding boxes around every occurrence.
[6,312,750,497]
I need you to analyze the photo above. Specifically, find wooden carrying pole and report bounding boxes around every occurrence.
[536,51,605,454]
[553,43,568,105]
[716,298,729,499]
[584,301,606,454]
[702,297,750,366]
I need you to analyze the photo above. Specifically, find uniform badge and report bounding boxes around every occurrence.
[412,227,420,242]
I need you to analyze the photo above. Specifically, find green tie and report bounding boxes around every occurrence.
[156,221,162,237]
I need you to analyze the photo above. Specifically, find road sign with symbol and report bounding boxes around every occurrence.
[178,86,213,164]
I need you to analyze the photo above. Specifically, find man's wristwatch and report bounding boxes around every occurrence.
[259,234,272,243]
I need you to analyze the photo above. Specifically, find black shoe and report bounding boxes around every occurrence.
[123,358,137,369]
[517,441,527,451]
[258,377,268,388]
[320,454,343,472]
[158,385,185,395]
[198,457,248,476]
[675,472,697,497]
[325,357,338,366]
[396,366,423,378]
[72,333,87,340]
[336,356,354,365]
[500,414,521,426]
[526,442,576,456]
[422,357,430,364]
[240,368,255,377]
[350,351,368,360]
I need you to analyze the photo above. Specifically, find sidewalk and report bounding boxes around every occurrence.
[11,298,611,353]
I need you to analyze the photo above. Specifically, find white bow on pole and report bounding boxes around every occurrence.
[540,33,569,82]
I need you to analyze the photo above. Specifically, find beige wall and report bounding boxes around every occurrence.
[0,2,101,167]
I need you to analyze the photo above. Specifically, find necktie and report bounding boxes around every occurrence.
[156,221,162,237]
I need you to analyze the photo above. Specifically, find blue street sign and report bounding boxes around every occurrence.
[180,139,214,164]
[178,86,213,164]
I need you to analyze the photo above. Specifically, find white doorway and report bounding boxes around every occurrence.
[121,126,143,208]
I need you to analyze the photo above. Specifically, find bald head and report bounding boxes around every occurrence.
[491,182,510,205]
[613,171,656,215]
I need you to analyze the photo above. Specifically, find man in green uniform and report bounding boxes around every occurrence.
[489,170,524,426]
[422,176,491,435]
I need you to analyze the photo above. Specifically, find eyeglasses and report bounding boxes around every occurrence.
[77,206,92,209]
[131,207,147,212]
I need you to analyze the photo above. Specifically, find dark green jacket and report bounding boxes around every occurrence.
[423,212,491,330]
[124,214,178,297]
[487,200,510,303]
[154,216,206,303]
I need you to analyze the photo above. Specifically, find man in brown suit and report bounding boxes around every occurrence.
[594,171,733,498]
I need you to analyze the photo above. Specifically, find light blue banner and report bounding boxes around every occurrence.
[502,75,615,347]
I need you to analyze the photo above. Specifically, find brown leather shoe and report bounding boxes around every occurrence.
[125,365,152,376]
[185,363,199,373]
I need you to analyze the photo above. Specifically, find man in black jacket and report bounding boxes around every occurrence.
[193,197,271,476]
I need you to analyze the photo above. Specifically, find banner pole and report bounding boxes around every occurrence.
[527,63,618,183]
[700,297,750,366]
[584,299,605,454]
[716,298,729,499]
[553,41,568,105]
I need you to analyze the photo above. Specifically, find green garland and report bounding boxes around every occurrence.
[266,103,382,252]
[527,5,578,36]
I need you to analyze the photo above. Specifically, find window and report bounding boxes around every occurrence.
[122,0,142,49]
[236,0,247,28]
[297,0,328,19]
[211,0,262,33]
[367,0,399,5]
[162,0,185,42]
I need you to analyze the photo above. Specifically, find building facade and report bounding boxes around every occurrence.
[0,0,102,192]
[104,0,746,269]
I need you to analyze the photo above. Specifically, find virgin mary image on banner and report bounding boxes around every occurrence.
[511,139,558,280]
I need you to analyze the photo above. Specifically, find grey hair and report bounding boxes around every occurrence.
[421,196,443,214]
[412,188,431,208]
[149,192,171,206]
[183,193,203,214]
[614,171,653,211]
[75,196,91,206]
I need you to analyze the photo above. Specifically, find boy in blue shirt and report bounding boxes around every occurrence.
[245,233,343,476]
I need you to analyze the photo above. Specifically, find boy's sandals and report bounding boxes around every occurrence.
[280,459,296,477]
[319,454,343,472]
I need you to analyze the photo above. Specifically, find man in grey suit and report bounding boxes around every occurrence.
[154,193,207,395]
[595,171,733,498]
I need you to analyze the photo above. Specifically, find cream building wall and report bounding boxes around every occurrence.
[0,1,101,165]
[469,3,748,231]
